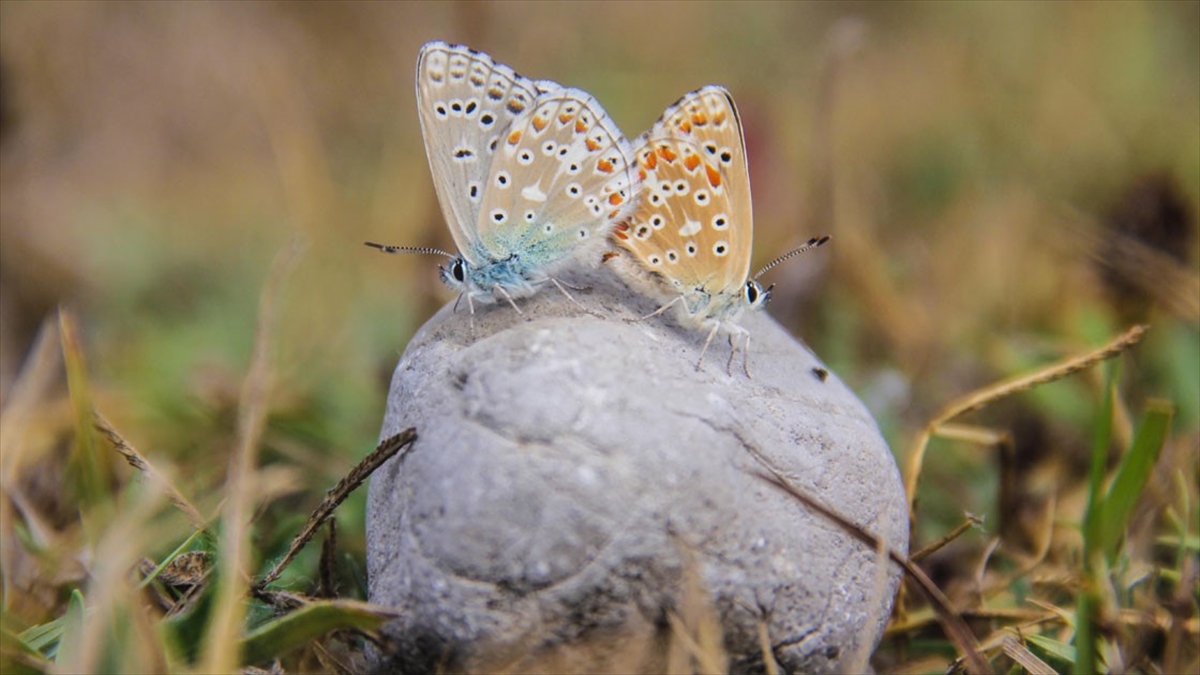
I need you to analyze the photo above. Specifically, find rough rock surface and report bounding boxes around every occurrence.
[366,265,907,673]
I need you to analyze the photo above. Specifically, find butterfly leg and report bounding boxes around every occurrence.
[465,292,477,337]
[549,277,590,292]
[695,321,722,372]
[546,277,603,318]
[493,285,530,321]
[630,295,686,323]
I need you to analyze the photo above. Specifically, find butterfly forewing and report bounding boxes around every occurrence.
[615,86,754,301]
[477,89,635,261]
[416,42,545,267]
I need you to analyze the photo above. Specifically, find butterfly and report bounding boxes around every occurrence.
[367,42,637,323]
[611,85,828,376]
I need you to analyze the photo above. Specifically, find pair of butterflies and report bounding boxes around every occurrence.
[369,41,827,374]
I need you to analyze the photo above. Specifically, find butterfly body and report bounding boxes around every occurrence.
[413,42,636,314]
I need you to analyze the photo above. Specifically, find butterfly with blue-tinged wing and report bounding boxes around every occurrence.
[368,41,639,322]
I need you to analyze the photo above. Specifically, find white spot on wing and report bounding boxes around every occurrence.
[678,220,702,237]
[521,183,547,202]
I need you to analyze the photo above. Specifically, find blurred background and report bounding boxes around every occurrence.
[0,1,1197,668]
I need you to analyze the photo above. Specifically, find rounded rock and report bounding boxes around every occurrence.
[366,265,907,673]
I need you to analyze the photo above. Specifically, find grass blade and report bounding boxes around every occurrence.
[1076,363,1116,675]
[1099,401,1174,562]
[239,599,398,666]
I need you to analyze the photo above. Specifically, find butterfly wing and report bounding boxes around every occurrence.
[614,86,753,305]
[475,87,635,266]
[416,42,543,267]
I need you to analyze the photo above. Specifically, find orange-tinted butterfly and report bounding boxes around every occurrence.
[611,85,828,375]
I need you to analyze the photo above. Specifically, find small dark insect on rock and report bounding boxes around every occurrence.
[812,366,829,382]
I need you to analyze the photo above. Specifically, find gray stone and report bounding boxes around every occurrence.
[366,263,907,673]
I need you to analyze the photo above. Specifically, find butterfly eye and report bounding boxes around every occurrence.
[451,258,468,283]
[745,281,759,304]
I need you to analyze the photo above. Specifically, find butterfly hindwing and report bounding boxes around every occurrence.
[477,88,636,265]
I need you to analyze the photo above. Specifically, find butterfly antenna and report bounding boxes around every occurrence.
[364,242,456,259]
[752,235,831,280]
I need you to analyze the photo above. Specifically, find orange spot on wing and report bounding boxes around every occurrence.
[586,138,601,151]
[602,251,620,262]
[713,110,727,125]
[608,210,620,219]
[575,119,588,133]
[614,223,630,240]
[608,192,623,205]
[532,116,548,132]
[597,157,614,173]
[507,130,522,145]
[644,152,658,169]
[558,112,573,124]
[678,120,692,133]
[657,146,677,162]
[684,154,701,171]
[692,112,708,126]
[637,168,647,181]
[706,164,722,188]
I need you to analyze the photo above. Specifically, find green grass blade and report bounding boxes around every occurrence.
[1,625,49,675]
[1076,363,1116,675]
[53,589,86,666]
[1099,401,1174,562]
[15,616,65,655]
[1024,632,1075,668]
[239,599,398,666]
